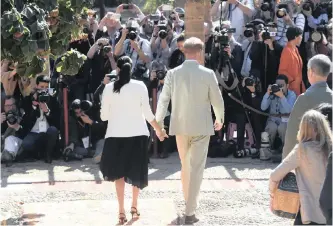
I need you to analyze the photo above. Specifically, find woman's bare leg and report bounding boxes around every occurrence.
[132,186,140,208]
[115,178,126,213]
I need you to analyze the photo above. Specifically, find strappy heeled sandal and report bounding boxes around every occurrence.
[118,213,128,225]
[130,207,141,219]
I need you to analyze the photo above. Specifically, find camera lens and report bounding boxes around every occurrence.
[276,8,287,18]
[158,30,167,39]
[127,31,137,40]
[260,2,270,11]
[6,112,17,125]
[311,31,322,42]
[244,29,254,38]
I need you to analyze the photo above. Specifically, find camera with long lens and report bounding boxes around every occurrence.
[244,77,255,86]
[302,1,313,12]
[276,4,289,18]
[151,60,167,80]
[214,28,235,46]
[244,23,256,38]
[212,27,236,69]
[126,27,138,40]
[261,22,277,41]
[260,0,272,11]
[157,21,168,39]
[80,100,92,113]
[36,90,50,103]
[133,64,148,79]
[6,110,19,125]
[270,84,283,94]
[149,14,160,25]
[310,21,328,43]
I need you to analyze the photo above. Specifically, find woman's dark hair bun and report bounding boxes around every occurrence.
[113,56,132,93]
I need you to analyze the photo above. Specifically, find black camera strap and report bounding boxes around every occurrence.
[127,40,145,70]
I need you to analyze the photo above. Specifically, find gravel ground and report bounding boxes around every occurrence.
[0,154,292,226]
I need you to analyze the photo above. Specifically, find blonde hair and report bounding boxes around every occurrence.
[297,110,332,156]
[183,37,204,54]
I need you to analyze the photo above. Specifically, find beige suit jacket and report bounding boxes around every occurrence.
[156,60,225,136]
[282,81,332,159]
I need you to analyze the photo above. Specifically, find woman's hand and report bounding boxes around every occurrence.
[156,128,168,141]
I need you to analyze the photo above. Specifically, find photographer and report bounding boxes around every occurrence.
[210,0,254,42]
[302,0,329,30]
[67,99,106,162]
[19,75,60,163]
[169,34,185,69]
[93,70,117,105]
[169,10,185,35]
[212,21,243,82]
[150,19,178,67]
[307,19,332,59]
[250,26,283,91]
[95,12,123,47]
[253,0,276,24]
[149,61,175,157]
[1,96,26,164]
[260,74,296,153]
[114,18,152,84]
[275,1,305,47]
[87,37,117,93]
[204,22,215,68]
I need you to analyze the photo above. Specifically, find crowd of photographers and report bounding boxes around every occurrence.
[1,0,332,166]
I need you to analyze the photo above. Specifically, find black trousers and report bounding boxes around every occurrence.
[19,126,58,160]
[234,112,264,150]
[294,209,325,225]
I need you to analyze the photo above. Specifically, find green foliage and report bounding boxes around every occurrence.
[55,49,87,76]
[1,0,92,78]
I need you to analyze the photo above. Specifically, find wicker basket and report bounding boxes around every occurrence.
[271,172,300,219]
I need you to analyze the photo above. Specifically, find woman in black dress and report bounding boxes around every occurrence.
[100,56,167,224]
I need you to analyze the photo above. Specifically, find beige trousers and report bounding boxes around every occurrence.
[176,135,210,216]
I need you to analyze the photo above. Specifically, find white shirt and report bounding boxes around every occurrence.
[100,80,155,138]
[31,108,50,133]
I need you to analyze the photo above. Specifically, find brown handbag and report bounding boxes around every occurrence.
[271,172,300,219]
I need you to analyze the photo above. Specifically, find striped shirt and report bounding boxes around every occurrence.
[275,13,305,47]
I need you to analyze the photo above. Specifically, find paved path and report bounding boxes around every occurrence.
[0,153,292,225]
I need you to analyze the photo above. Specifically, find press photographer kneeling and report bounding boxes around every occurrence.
[260,74,296,160]
[1,96,26,165]
[66,99,106,162]
[19,75,60,163]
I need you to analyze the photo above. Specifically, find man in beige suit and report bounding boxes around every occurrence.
[156,37,224,224]
[282,54,332,160]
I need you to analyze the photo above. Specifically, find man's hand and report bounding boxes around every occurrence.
[130,40,140,51]
[275,89,284,98]
[121,28,128,40]
[152,26,159,37]
[39,103,50,113]
[283,14,292,23]
[103,76,111,85]
[150,71,157,81]
[81,114,93,125]
[7,122,20,130]
[267,85,272,95]
[1,112,6,124]
[214,120,223,131]
[224,47,232,57]
[322,34,328,45]
[156,129,169,142]
[264,39,274,50]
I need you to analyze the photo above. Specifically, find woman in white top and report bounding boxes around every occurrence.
[269,110,332,225]
[99,56,167,224]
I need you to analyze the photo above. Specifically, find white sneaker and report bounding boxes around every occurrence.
[260,148,272,161]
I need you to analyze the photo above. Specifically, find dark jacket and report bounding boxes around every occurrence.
[20,95,60,138]
[250,40,283,92]
[320,152,332,225]
[68,112,106,147]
